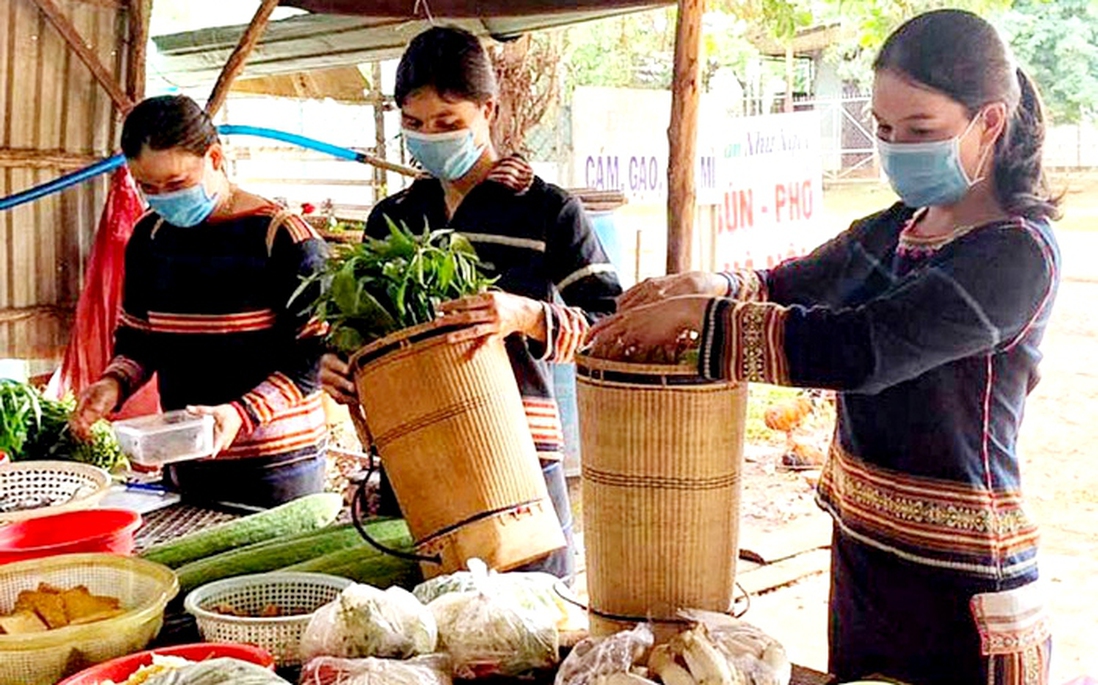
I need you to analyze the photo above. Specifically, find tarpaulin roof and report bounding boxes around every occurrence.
[152,1,671,88]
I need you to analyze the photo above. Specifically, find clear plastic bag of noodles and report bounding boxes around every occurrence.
[299,655,452,685]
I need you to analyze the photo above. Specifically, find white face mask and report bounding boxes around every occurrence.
[877,112,992,207]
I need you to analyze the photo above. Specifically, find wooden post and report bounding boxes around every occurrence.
[126,0,153,102]
[666,0,704,274]
[30,0,134,113]
[205,0,281,118]
[784,43,795,114]
[371,62,387,199]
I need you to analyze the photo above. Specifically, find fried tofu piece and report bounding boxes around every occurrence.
[61,586,123,625]
[0,610,48,634]
[12,588,68,632]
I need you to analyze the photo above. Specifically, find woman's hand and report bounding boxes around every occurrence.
[437,292,546,345]
[70,378,122,440]
[320,353,358,405]
[587,296,712,362]
[186,404,244,457]
[617,272,730,311]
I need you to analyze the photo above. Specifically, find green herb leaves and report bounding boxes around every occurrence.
[295,217,496,354]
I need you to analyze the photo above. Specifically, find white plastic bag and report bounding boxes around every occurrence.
[554,624,655,685]
[299,655,452,685]
[428,559,559,678]
[677,609,791,685]
[414,566,582,631]
[301,583,438,661]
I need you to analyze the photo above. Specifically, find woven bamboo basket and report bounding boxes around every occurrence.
[350,320,566,578]
[576,354,748,639]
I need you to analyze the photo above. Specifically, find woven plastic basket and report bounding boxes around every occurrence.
[0,553,179,685]
[184,572,353,667]
[0,461,111,523]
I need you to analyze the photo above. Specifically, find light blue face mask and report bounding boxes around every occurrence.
[877,113,989,208]
[145,182,218,227]
[403,129,485,181]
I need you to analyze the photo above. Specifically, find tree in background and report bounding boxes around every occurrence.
[999,0,1098,124]
[489,33,563,156]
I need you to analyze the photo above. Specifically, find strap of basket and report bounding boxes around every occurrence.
[351,453,443,566]
[553,582,752,623]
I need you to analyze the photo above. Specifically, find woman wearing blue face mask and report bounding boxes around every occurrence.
[72,95,331,509]
[588,10,1059,685]
[319,26,622,582]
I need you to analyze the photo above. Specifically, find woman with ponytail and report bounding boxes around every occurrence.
[588,10,1058,684]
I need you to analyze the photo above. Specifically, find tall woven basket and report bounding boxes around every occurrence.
[350,321,566,578]
[576,354,748,639]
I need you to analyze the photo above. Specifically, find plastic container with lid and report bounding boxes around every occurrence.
[113,410,215,467]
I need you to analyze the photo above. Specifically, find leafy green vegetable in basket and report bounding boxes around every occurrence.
[293,217,496,354]
[0,379,125,471]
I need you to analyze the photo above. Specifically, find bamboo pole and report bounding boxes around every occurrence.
[0,148,100,169]
[30,0,134,114]
[126,0,153,102]
[205,0,281,118]
[666,0,704,274]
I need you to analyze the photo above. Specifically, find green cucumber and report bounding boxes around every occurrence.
[141,493,343,568]
[283,534,423,588]
[175,519,410,593]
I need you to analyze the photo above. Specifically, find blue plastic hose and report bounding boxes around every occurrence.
[0,155,126,211]
[0,125,368,211]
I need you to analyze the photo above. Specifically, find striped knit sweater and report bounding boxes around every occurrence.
[105,204,330,459]
[365,155,622,458]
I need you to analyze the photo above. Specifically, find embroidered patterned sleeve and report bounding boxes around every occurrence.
[231,217,329,432]
[536,196,623,363]
[103,216,156,403]
[700,223,1057,393]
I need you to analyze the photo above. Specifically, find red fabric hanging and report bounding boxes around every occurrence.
[48,167,159,418]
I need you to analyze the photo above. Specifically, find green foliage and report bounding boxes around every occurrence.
[295,218,496,354]
[1000,0,1098,123]
[0,379,125,471]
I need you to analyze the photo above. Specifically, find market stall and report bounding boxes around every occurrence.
[0,0,845,683]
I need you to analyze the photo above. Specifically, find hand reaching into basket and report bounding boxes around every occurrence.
[586,296,711,364]
[617,271,732,311]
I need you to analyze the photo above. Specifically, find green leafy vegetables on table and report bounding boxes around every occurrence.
[0,379,125,471]
[295,217,496,354]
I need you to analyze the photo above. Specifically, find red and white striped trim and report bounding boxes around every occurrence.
[117,310,152,332]
[237,372,308,430]
[103,355,149,391]
[146,310,276,334]
[224,393,327,458]
[523,397,564,446]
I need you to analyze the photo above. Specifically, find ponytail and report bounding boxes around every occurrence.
[991,68,1061,222]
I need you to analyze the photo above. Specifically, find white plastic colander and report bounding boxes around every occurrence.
[0,461,111,523]
[184,572,352,667]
